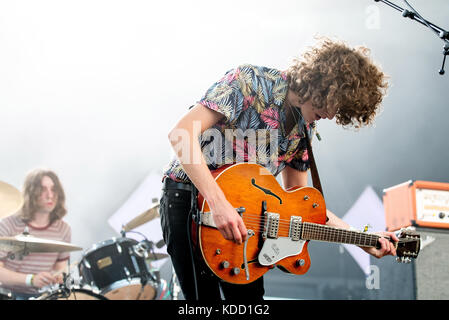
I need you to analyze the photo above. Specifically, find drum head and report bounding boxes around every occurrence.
[102,279,156,300]
[44,288,107,300]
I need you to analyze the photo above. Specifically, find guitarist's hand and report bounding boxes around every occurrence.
[361,231,399,258]
[210,198,248,245]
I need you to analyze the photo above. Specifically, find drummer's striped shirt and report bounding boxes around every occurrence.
[0,214,71,295]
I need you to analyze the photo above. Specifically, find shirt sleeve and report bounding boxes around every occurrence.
[286,147,310,172]
[198,65,251,126]
[285,126,312,172]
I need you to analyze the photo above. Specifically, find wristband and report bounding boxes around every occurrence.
[25,274,35,287]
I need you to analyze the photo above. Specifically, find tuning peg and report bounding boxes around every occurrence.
[396,257,412,264]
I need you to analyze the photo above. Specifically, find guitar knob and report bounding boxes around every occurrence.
[296,259,305,267]
[232,267,240,275]
[221,261,230,269]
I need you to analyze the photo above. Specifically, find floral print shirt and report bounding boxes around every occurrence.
[163,64,314,183]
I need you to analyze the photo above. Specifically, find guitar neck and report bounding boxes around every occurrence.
[302,222,385,247]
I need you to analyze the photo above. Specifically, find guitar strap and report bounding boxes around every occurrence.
[303,124,328,222]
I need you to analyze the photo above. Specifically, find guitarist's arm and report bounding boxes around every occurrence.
[281,166,399,258]
[168,104,248,245]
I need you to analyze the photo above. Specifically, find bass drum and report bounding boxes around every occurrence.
[78,237,158,300]
[40,287,107,300]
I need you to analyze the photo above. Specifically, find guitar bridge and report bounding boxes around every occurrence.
[263,212,280,239]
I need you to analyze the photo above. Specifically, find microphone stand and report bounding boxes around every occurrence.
[374,0,449,74]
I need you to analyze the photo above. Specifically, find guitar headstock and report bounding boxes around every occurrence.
[395,228,420,263]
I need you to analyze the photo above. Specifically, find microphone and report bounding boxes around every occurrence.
[439,44,448,75]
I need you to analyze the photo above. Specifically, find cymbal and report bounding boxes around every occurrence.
[0,181,24,219]
[146,252,169,261]
[122,202,160,233]
[0,233,83,253]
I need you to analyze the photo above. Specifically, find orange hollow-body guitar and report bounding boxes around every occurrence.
[192,163,420,285]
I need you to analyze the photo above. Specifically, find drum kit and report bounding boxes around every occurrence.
[0,181,176,300]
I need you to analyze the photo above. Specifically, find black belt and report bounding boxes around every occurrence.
[162,177,193,192]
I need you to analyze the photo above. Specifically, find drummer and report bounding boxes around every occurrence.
[0,169,71,300]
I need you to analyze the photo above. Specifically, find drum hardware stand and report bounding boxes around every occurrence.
[136,276,148,300]
[133,239,159,283]
[6,228,32,260]
[374,0,449,75]
[131,239,160,299]
[170,266,181,300]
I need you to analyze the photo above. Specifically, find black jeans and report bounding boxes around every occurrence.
[159,179,265,301]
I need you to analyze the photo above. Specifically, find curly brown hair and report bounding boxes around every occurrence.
[19,169,67,225]
[286,37,389,128]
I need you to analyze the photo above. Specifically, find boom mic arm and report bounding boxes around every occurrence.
[374,0,449,75]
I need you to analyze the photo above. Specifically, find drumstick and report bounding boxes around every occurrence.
[52,260,79,277]
[122,203,160,232]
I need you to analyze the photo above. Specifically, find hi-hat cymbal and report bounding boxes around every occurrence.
[0,181,24,219]
[122,202,160,233]
[0,233,83,254]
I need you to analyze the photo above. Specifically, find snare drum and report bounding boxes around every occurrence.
[78,237,158,300]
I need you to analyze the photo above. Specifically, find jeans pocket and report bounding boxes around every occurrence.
[159,190,192,256]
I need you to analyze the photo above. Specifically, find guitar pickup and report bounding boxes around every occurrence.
[289,216,302,241]
[263,212,280,239]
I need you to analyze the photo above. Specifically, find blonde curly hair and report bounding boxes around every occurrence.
[287,37,389,128]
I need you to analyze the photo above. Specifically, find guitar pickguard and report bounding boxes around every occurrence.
[258,237,306,266]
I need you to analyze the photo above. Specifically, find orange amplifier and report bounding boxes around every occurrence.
[383,180,449,231]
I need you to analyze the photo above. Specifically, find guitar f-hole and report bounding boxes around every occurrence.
[251,178,282,204]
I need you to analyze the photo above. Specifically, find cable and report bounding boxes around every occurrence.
[186,186,199,300]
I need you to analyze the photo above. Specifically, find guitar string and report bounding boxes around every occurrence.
[241,215,384,238]
[239,220,383,245]
[238,214,383,237]
[215,221,380,246]
[203,213,388,244]
[240,213,391,241]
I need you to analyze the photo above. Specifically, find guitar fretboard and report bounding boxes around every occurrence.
[302,222,382,247]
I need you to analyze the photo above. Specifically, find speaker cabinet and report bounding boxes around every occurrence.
[413,227,449,300]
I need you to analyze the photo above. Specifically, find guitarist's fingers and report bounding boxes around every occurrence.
[238,219,248,243]
[385,238,397,256]
[219,227,232,241]
[230,223,242,245]
[378,238,393,257]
